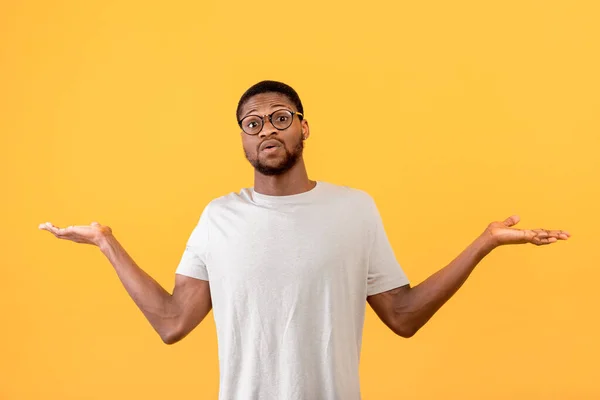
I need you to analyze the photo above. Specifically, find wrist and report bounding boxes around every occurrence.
[475,230,498,256]
[96,229,116,252]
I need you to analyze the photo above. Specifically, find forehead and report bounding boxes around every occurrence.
[240,92,296,117]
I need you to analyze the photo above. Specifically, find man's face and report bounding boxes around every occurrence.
[239,92,309,176]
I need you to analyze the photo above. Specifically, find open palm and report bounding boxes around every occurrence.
[486,215,570,247]
[38,221,111,246]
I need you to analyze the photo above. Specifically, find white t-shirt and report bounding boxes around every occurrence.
[176,181,409,400]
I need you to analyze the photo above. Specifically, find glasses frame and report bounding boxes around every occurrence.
[238,108,304,136]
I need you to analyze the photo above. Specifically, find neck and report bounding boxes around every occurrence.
[253,158,316,196]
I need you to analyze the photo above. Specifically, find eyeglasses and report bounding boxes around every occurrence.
[238,109,303,135]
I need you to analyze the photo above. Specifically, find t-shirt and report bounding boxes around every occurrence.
[175,181,410,400]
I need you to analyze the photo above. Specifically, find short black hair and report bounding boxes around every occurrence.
[236,80,304,123]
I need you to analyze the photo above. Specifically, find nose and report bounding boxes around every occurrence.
[258,117,277,138]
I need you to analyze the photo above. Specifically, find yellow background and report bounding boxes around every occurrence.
[1,0,598,399]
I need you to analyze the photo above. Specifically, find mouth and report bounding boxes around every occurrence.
[260,140,283,152]
[261,146,282,154]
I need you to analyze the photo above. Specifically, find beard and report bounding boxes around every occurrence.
[245,135,305,176]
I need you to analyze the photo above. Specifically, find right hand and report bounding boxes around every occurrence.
[38,221,112,246]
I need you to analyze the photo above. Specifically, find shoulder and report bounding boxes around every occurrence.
[319,181,377,207]
[201,187,255,215]
[316,182,379,224]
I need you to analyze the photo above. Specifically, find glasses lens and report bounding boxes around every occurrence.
[242,116,263,135]
[271,110,293,129]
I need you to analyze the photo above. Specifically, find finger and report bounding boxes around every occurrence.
[549,230,571,239]
[41,224,62,238]
[39,222,54,231]
[532,236,556,245]
[531,229,549,237]
[58,226,74,234]
[55,226,75,238]
[558,231,570,239]
[45,223,61,234]
[503,215,520,227]
[538,229,570,240]
[54,227,67,236]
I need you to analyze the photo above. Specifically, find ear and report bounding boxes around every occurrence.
[301,119,310,140]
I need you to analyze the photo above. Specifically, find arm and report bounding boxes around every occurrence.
[99,233,212,344]
[367,233,489,338]
[367,215,570,338]
[39,221,212,344]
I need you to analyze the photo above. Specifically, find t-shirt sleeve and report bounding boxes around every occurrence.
[175,203,211,281]
[366,196,410,296]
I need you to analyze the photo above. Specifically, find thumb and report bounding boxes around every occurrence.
[503,215,520,227]
[91,222,100,227]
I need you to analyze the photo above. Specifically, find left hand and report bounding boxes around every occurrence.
[484,215,571,248]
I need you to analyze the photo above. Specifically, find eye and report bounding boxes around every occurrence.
[277,115,289,122]
[247,121,258,128]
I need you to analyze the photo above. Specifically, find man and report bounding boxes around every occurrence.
[39,80,570,399]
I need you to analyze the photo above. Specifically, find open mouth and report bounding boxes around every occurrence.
[262,145,281,154]
[260,140,283,151]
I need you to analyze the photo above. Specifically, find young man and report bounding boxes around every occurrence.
[40,80,570,400]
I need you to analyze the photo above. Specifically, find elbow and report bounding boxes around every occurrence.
[394,326,417,338]
[393,318,419,338]
[161,336,178,345]
[161,333,179,345]
[396,327,417,338]
[160,328,184,345]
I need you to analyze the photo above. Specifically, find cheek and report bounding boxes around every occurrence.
[242,137,258,155]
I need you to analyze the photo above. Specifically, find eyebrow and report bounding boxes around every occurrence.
[242,104,293,118]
